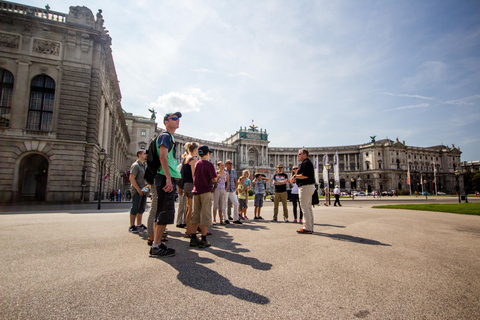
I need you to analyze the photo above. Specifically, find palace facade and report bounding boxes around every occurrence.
[0,1,465,202]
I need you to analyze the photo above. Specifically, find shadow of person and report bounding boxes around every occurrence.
[158,239,270,305]
[315,232,391,246]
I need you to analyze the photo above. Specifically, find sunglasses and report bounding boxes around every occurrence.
[277,167,283,169]
[226,162,232,165]
[168,117,179,121]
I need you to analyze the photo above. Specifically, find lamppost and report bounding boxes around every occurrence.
[455,169,460,203]
[325,163,332,205]
[424,179,427,200]
[351,178,355,200]
[98,148,106,210]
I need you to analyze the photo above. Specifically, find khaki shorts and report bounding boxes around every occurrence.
[191,192,213,226]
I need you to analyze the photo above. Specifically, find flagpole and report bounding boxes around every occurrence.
[434,159,438,196]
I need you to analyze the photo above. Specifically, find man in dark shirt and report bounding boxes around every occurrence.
[294,148,315,234]
[271,164,289,222]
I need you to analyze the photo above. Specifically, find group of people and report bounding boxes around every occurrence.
[109,189,131,202]
[127,111,319,258]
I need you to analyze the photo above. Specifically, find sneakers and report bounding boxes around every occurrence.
[129,226,139,233]
[271,218,277,222]
[297,228,313,234]
[224,220,230,224]
[258,216,264,220]
[233,220,243,224]
[190,238,200,247]
[149,244,175,257]
[198,240,211,248]
[292,219,297,223]
[285,219,289,223]
[254,217,259,220]
[136,224,147,230]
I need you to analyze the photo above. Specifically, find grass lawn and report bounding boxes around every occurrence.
[372,203,480,215]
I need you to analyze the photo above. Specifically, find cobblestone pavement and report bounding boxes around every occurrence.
[1,198,479,319]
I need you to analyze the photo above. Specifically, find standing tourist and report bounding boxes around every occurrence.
[253,173,268,220]
[181,142,199,237]
[175,161,187,228]
[241,170,252,219]
[334,185,342,206]
[289,166,303,223]
[271,164,289,222]
[294,149,316,234]
[150,112,182,258]
[128,149,148,233]
[190,146,217,248]
[213,161,228,225]
[237,176,248,220]
[225,160,242,224]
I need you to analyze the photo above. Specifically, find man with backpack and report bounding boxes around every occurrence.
[148,112,182,258]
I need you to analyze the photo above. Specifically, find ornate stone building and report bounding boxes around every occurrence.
[0,1,129,202]
[169,127,464,195]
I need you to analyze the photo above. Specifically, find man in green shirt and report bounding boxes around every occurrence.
[150,112,182,258]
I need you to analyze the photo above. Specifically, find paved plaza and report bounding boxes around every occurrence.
[1,197,479,319]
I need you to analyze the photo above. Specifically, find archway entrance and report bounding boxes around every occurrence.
[19,154,49,201]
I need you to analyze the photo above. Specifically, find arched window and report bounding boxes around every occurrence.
[27,75,55,131]
[0,69,14,128]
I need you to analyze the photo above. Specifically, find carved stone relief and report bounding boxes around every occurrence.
[0,33,20,48]
[33,39,60,55]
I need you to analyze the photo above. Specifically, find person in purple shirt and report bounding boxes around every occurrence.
[190,145,217,248]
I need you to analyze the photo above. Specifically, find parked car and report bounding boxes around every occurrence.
[354,191,367,196]
[381,191,394,197]
[419,192,430,195]
[437,191,446,195]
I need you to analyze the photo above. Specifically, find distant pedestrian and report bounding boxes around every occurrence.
[324,187,329,206]
[241,170,252,219]
[333,185,342,207]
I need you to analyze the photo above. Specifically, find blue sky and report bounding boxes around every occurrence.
[24,0,480,161]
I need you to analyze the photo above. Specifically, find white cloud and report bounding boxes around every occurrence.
[148,88,213,114]
[204,132,230,142]
[380,92,434,100]
[443,95,480,106]
[384,103,430,112]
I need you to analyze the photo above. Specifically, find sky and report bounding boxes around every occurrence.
[23,0,480,161]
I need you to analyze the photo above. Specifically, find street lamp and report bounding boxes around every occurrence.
[325,163,332,205]
[98,148,106,210]
[455,169,460,203]
[351,178,355,200]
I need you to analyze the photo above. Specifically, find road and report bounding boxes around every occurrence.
[1,197,479,319]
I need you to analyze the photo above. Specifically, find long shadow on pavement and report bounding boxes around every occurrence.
[314,232,391,246]
[154,229,271,304]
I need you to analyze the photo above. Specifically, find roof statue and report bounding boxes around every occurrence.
[148,108,157,121]
[250,119,258,131]
[370,135,376,143]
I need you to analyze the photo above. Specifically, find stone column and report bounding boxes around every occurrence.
[103,111,110,153]
[98,95,105,147]
[11,60,31,130]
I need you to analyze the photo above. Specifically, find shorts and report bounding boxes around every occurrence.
[183,182,194,199]
[191,192,213,226]
[213,188,226,211]
[254,194,264,207]
[238,198,247,210]
[130,192,147,215]
[154,173,176,225]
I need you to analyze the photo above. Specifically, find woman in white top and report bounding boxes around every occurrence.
[213,161,228,224]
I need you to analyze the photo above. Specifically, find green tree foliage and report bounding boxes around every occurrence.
[472,173,480,193]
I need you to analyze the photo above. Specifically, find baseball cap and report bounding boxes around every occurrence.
[198,145,212,156]
[163,112,182,122]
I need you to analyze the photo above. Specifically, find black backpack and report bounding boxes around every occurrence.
[144,132,173,185]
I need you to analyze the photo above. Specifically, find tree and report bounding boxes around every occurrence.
[472,173,480,193]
